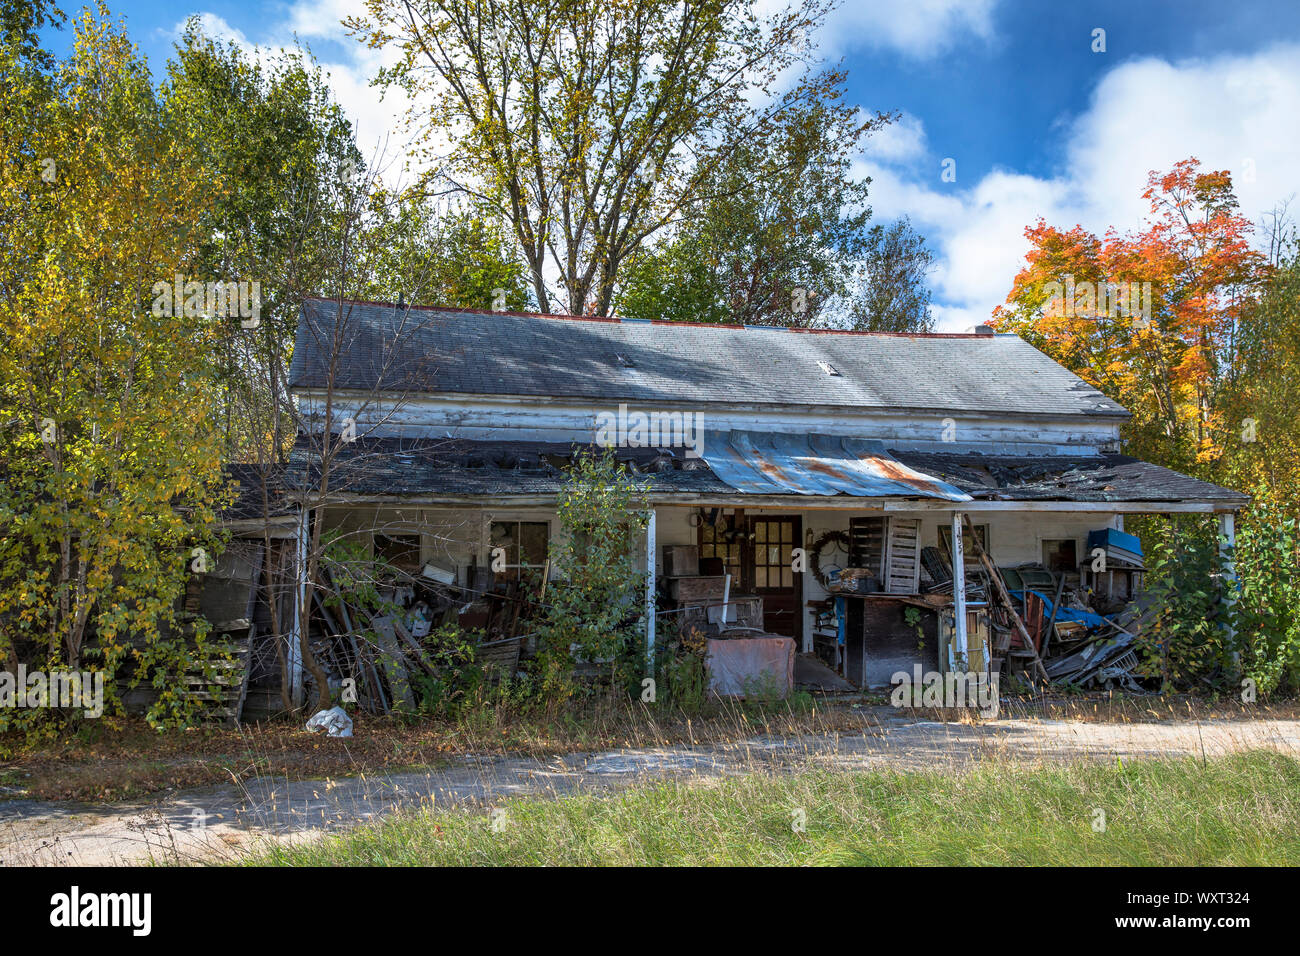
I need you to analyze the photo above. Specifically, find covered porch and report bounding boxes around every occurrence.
[281,431,1247,705]
[649,498,1241,692]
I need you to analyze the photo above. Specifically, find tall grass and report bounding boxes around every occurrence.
[243,751,1300,866]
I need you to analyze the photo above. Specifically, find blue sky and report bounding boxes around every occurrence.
[42,0,1300,329]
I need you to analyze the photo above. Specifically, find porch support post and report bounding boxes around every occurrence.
[1218,512,1237,654]
[952,511,968,669]
[288,506,308,708]
[645,508,657,673]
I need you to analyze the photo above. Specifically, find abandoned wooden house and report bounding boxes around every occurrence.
[215,296,1249,715]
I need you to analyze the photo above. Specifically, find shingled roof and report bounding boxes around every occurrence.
[288,298,1129,420]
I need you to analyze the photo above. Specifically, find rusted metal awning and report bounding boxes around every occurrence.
[700,431,972,500]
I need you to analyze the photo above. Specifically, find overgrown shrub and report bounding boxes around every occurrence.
[1230,493,1300,696]
[1139,518,1230,689]
[532,449,650,702]
[653,619,709,713]
[1138,498,1300,696]
[408,623,484,716]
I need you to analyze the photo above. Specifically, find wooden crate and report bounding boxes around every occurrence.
[663,545,700,578]
[668,575,729,603]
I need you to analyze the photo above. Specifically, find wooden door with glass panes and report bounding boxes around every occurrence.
[751,516,801,639]
[698,514,802,640]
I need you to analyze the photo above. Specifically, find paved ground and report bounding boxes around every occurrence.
[3,708,1298,865]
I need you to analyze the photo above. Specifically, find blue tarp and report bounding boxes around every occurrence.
[1009,589,1109,628]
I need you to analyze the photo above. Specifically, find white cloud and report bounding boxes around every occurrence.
[167,12,250,50]
[282,0,358,43]
[865,111,928,163]
[863,43,1300,330]
[821,0,999,60]
[1070,49,1300,231]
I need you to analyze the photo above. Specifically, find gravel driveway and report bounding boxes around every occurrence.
[3,709,1297,865]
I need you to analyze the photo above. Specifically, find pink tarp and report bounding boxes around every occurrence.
[705,637,795,698]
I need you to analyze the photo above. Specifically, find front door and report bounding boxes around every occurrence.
[750,516,801,640]
[698,514,802,641]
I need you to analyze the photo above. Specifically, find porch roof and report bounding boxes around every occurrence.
[282,434,1248,511]
[699,430,971,501]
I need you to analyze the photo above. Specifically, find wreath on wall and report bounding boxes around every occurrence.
[808,529,852,590]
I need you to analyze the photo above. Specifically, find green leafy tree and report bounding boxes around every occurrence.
[849,218,935,332]
[616,105,934,332]
[0,6,228,727]
[354,197,532,310]
[349,0,877,316]
[534,450,650,700]
[616,99,890,327]
[1230,492,1300,696]
[162,19,364,461]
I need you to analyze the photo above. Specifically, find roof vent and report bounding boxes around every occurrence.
[817,361,841,376]
[975,324,995,336]
[613,353,636,368]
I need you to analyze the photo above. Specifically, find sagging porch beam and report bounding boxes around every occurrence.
[300,493,1244,515]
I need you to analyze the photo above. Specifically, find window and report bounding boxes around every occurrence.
[939,523,989,560]
[489,520,550,584]
[1042,538,1079,573]
[374,533,420,572]
[752,518,795,590]
[699,520,743,581]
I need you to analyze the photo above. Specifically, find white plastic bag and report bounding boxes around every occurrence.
[305,706,354,737]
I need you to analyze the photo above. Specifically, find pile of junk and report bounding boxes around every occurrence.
[304,555,548,717]
[999,529,1155,692]
[809,520,1169,695]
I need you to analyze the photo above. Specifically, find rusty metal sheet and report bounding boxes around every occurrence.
[701,430,972,500]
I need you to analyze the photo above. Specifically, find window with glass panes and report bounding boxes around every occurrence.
[489,520,549,584]
[699,521,742,581]
[752,518,795,590]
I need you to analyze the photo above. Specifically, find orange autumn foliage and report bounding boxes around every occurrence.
[994,158,1269,474]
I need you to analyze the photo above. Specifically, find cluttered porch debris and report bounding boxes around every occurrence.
[299,552,550,715]
[805,515,1156,694]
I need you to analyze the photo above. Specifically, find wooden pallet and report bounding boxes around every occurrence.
[883,518,922,594]
[476,636,521,680]
[848,516,886,576]
[183,619,254,726]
